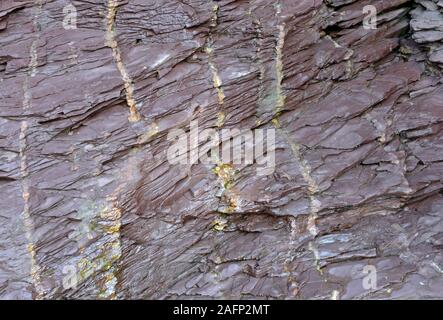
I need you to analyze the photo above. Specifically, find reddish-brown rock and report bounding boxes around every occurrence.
[0,0,442,299]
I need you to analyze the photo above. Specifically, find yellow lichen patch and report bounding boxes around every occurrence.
[77,258,95,281]
[106,0,118,34]
[223,196,238,214]
[271,115,281,128]
[76,239,121,299]
[148,121,159,137]
[71,150,143,298]
[105,222,121,235]
[208,58,225,106]
[27,243,42,290]
[227,196,238,211]
[211,3,219,26]
[399,44,413,56]
[219,193,238,214]
[212,163,239,214]
[206,3,226,127]
[212,163,235,186]
[216,111,226,128]
[97,199,122,299]
[275,23,286,114]
[105,0,141,122]
[72,197,122,299]
[99,201,122,221]
[212,70,222,88]
[27,243,35,253]
[212,217,228,231]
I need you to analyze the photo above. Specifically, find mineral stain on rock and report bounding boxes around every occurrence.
[0,0,442,299]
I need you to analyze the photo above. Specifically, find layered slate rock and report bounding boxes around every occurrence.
[411,0,443,66]
[0,0,442,299]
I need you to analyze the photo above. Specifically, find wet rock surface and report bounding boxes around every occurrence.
[0,0,442,299]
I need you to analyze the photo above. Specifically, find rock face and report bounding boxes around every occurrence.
[0,0,442,300]
[411,0,443,65]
